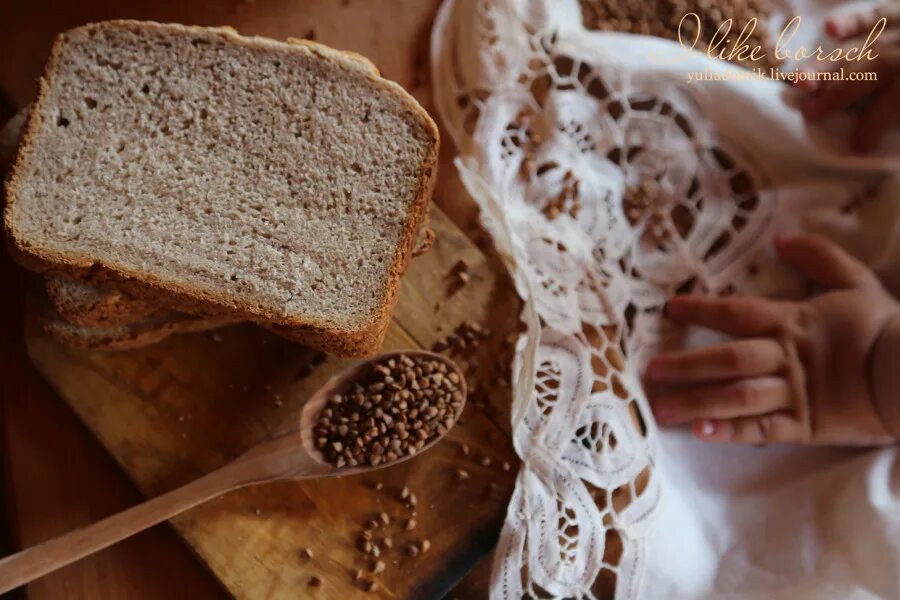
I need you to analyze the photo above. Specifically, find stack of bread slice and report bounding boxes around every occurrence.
[3,21,439,357]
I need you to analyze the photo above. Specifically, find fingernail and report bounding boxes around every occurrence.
[695,419,716,437]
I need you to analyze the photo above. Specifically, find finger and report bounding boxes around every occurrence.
[664,295,785,337]
[646,339,785,384]
[854,83,900,152]
[795,67,822,93]
[651,376,792,425]
[693,412,806,444]
[795,56,846,96]
[798,31,900,103]
[774,233,874,289]
[825,7,897,41]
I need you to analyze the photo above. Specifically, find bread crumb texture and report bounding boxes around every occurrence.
[8,21,437,335]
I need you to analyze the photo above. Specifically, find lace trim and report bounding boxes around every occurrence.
[433,0,778,596]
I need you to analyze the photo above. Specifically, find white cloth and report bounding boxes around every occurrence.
[431,0,900,598]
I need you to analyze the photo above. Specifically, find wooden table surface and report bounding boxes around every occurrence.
[0,1,501,597]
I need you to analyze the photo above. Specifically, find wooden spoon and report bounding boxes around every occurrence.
[0,350,465,593]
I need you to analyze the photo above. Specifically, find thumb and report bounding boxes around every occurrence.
[774,233,874,289]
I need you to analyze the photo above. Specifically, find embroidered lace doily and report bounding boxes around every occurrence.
[431,0,900,598]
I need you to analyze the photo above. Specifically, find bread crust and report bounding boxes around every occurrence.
[4,20,439,358]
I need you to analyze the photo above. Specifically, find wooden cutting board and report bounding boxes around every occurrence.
[24,206,521,599]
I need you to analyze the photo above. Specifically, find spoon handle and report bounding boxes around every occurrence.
[0,460,250,594]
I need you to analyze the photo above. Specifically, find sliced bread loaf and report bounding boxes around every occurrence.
[6,21,439,356]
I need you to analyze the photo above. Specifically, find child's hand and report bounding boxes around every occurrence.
[799,4,900,152]
[645,234,900,446]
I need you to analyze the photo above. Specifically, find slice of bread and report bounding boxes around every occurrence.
[29,282,234,350]
[40,307,233,350]
[42,219,436,328]
[41,274,348,348]
[6,21,439,357]
[46,275,165,326]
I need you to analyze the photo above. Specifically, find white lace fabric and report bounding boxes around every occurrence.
[432,1,900,598]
